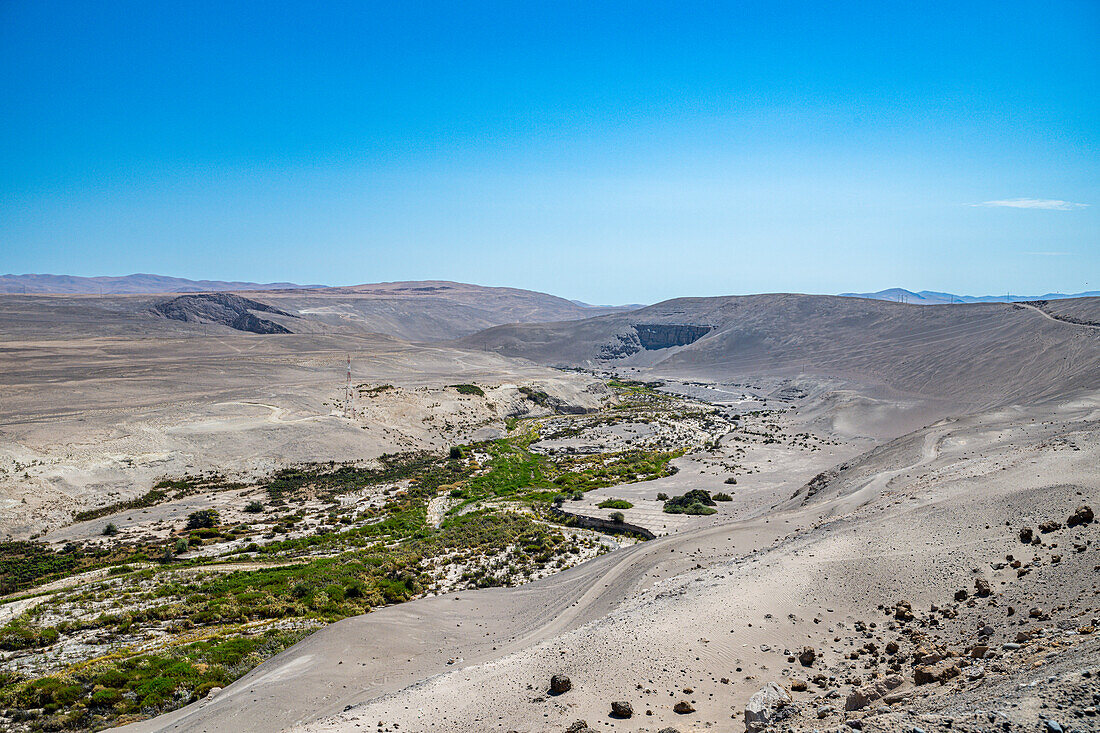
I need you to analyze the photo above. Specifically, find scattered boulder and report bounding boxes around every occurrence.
[893,600,914,622]
[1068,505,1094,527]
[745,682,793,731]
[1039,520,1061,533]
[954,589,968,601]
[658,729,681,733]
[673,700,695,714]
[798,646,817,667]
[610,701,633,719]
[1019,527,1033,543]
[974,578,991,597]
[549,674,572,695]
[564,721,592,733]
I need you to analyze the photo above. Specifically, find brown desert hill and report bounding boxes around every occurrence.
[259,280,633,340]
[459,293,1100,407]
[0,281,636,342]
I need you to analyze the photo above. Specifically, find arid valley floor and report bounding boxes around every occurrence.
[1,284,1098,733]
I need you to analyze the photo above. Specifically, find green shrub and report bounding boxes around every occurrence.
[0,623,59,651]
[449,384,485,396]
[656,492,668,500]
[103,523,119,536]
[518,386,551,407]
[662,490,718,515]
[244,500,264,513]
[597,498,633,510]
[449,446,464,460]
[724,477,737,485]
[713,492,733,502]
[186,510,219,530]
[609,511,625,523]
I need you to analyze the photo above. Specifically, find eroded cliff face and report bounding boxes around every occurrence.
[151,293,296,334]
[599,323,713,358]
[634,323,712,349]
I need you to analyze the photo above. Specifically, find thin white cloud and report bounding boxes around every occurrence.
[973,198,1089,210]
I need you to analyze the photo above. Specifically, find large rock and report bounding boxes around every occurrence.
[610,700,633,718]
[798,646,817,667]
[745,682,793,731]
[550,674,572,695]
[1068,505,1094,527]
[844,675,903,711]
[914,661,960,685]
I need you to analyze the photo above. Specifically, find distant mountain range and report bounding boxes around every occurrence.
[840,288,1100,305]
[0,273,324,294]
[5,274,1097,309]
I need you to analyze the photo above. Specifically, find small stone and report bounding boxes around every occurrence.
[798,646,817,667]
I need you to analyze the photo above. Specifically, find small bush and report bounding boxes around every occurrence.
[656,492,668,500]
[713,492,733,501]
[186,510,219,530]
[244,501,264,513]
[597,499,633,510]
[609,511,625,523]
[449,384,485,396]
[724,477,737,485]
[449,446,464,460]
[103,523,119,536]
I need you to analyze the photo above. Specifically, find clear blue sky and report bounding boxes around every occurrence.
[2,1,1097,304]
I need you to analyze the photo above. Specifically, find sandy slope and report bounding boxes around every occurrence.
[0,327,606,538]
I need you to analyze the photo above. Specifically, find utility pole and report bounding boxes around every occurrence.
[343,354,353,418]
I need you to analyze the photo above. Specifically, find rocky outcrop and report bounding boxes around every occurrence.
[633,324,712,350]
[598,323,713,358]
[844,674,902,710]
[152,293,296,334]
